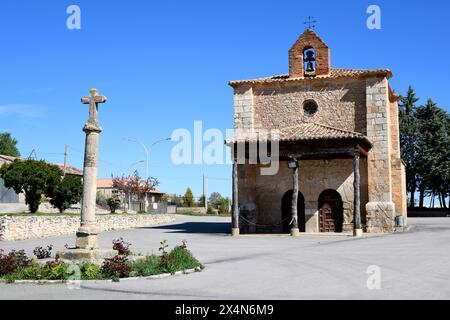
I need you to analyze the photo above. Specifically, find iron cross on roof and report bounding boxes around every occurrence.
[304,16,317,29]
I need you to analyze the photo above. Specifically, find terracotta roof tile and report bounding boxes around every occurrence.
[229,68,392,86]
[227,121,372,147]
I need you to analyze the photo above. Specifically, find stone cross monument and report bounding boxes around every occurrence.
[76,88,107,249]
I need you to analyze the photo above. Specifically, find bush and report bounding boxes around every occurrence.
[0,250,30,276]
[128,243,202,277]
[101,255,132,279]
[217,198,230,215]
[206,206,215,215]
[41,261,71,280]
[128,256,160,277]
[80,263,104,280]
[33,245,53,260]
[49,175,82,213]
[3,261,40,282]
[157,240,202,274]
[107,195,121,214]
[112,238,131,256]
[3,260,74,282]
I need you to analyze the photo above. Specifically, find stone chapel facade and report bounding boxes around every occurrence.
[228,29,407,235]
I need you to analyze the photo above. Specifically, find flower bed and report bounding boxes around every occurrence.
[0,239,203,283]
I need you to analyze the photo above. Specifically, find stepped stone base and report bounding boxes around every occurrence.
[56,249,118,263]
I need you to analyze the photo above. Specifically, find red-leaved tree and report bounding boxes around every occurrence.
[112,171,160,212]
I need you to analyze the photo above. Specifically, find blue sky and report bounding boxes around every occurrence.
[0,0,449,198]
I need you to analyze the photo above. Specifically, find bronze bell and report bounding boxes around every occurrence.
[304,50,316,72]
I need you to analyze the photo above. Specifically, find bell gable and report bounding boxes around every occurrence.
[289,29,331,78]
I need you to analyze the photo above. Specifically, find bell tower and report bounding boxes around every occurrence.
[289,29,331,78]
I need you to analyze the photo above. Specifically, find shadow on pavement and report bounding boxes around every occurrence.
[146,222,231,234]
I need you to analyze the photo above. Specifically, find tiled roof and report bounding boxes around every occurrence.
[97,178,165,195]
[53,163,83,176]
[227,122,372,146]
[229,68,392,86]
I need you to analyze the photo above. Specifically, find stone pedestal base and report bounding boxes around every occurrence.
[366,202,395,233]
[231,228,240,237]
[290,228,300,237]
[76,232,99,249]
[353,229,363,237]
[56,249,118,263]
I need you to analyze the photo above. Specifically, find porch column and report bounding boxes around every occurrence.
[232,160,240,236]
[291,159,300,237]
[354,149,363,237]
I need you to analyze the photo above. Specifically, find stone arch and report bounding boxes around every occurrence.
[281,190,306,233]
[318,189,344,233]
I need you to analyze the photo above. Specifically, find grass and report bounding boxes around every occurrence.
[177,211,231,218]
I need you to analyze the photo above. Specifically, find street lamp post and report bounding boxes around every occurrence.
[127,137,171,213]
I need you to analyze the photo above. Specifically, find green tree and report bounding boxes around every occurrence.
[415,99,450,208]
[208,192,222,208]
[0,133,20,157]
[49,175,83,213]
[182,188,194,207]
[399,86,420,207]
[0,160,62,213]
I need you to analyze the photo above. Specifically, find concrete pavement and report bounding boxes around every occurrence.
[0,215,449,300]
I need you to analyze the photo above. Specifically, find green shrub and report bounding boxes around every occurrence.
[3,261,40,282]
[128,256,160,277]
[80,263,103,280]
[41,261,71,280]
[107,195,121,214]
[217,198,230,215]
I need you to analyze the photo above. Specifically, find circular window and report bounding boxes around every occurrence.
[303,100,318,116]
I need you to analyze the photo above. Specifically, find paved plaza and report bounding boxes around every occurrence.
[0,216,449,300]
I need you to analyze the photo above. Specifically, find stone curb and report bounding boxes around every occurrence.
[0,267,203,285]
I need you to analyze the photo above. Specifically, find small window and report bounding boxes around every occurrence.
[303,100,318,116]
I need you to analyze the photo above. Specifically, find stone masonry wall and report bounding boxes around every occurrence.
[252,78,367,134]
[238,159,369,233]
[234,85,254,130]
[390,99,408,219]
[0,214,175,241]
[365,77,395,232]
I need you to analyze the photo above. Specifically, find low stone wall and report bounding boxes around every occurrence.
[177,207,207,214]
[0,214,175,241]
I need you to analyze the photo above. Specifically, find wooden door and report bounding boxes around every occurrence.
[318,190,344,233]
[319,203,335,233]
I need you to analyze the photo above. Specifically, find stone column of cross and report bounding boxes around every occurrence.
[76,88,107,249]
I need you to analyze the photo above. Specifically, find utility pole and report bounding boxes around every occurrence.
[203,175,208,211]
[63,145,68,176]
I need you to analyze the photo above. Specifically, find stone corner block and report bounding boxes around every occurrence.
[365,202,395,233]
